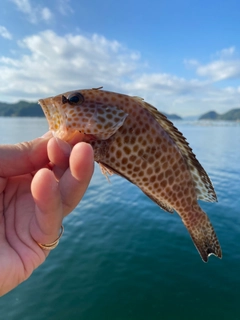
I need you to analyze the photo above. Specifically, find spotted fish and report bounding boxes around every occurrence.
[39,87,222,262]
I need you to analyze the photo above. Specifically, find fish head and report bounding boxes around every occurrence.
[39,89,128,142]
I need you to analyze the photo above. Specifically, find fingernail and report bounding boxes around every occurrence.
[55,137,72,156]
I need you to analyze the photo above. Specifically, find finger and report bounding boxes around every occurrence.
[0,177,7,221]
[47,134,87,180]
[0,132,52,178]
[47,137,72,180]
[0,177,7,194]
[30,142,94,246]
[59,142,94,215]
[30,168,63,246]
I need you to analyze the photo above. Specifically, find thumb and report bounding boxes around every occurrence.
[0,132,52,177]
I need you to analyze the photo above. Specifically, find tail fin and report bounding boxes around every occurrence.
[182,206,222,262]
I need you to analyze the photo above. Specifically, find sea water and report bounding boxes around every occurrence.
[0,118,239,320]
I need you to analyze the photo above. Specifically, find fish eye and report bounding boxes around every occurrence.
[67,92,84,104]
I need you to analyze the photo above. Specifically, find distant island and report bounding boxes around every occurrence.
[1,100,240,121]
[199,108,240,121]
[0,101,44,117]
[0,100,182,120]
[162,112,182,120]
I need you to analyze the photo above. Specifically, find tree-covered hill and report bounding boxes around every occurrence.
[199,109,240,121]
[0,101,44,117]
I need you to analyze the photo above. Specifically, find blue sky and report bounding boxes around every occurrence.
[1,0,240,116]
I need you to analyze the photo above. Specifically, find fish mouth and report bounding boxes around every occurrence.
[39,98,55,129]
[38,97,67,137]
[39,97,86,142]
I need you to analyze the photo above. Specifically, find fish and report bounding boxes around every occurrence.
[39,87,222,262]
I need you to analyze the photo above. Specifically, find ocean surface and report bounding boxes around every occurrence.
[0,117,240,320]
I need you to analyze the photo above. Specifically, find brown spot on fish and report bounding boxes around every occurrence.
[123,146,131,155]
[39,88,222,262]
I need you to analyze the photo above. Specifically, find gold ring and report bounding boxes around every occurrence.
[37,225,64,250]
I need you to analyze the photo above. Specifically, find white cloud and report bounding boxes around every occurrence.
[196,60,240,81]
[126,73,207,95]
[11,0,31,14]
[0,31,240,117]
[41,7,53,22]
[184,59,199,68]
[0,30,140,99]
[10,0,52,23]
[121,73,240,117]
[185,47,240,82]
[0,26,12,40]
[58,0,73,16]
[216,46,235,58]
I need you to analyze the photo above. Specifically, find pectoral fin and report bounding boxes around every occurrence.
[92,105,128,140]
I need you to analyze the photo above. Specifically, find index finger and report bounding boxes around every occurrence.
[59,142,94,215]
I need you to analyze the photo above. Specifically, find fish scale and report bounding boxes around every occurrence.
[39,87,222,262]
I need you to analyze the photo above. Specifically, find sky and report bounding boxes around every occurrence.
[1,0,240,117]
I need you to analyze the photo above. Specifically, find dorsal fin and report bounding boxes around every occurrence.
[132,97,217,203]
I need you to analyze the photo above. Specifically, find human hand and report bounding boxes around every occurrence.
[0,133,94,296]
